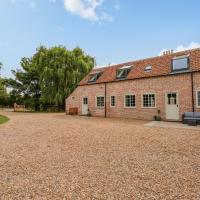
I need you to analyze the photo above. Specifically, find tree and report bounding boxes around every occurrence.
[6,46,95,110]
[39,46,94,106]
[0,62,8,106]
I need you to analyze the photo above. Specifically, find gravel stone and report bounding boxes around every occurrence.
[0,112,200,199]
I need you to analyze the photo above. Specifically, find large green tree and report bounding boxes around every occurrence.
[39,46,94,106]
[6,46,95,110]
[0,62,8,106]
[0,62,6,96]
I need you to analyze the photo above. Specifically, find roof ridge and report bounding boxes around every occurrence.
[94,47,200,70]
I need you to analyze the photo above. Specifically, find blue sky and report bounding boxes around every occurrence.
[0,0,200,78]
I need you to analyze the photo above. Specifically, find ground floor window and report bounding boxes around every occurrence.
[197,90,200,107]
[96,96,104,108]
[125,95,135,108]
[110,96,115,107]
[143,94,156,108]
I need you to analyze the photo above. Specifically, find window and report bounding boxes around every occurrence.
[110,96,115,107]
[167,93,177,105]
[197,90,200,108]
[143,94,156,108]
[125,95,135,108]
[144,65,152,72]
[88,72,102,83]
[172,56,189,71]
[116,65,132,79]
[96,96,104,107]
[83,97,88,105]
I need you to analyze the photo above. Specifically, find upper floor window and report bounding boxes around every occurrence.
[144,65,152,72]
[116,65,132,79]
[88,72,102,83]
[172,56,189,71]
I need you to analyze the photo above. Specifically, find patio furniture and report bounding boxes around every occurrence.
[182,112,200,125]
[187,119,197,126]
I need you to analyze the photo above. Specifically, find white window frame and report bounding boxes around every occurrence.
[124,94,136,108]
[110,95,116,107]
[96,95,105,108]
[196,89,200,108]
[142,93,156,108]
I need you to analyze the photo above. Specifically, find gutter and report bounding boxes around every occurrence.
[191,72,195,112]
[105,82,107,118]
[79,70,200,87]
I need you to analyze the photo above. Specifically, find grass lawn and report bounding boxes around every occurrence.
[0,115,9,124]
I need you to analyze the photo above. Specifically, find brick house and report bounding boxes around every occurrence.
[66,48,200,121]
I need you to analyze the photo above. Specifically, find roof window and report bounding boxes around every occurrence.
[88,72,102,83]
[144,65,152,72]
[116,65,132,79]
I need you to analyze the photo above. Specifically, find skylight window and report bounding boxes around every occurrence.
[144,65,152,72]
[88,72,102,83]
[116,65,132,79]
[172,56,189,71]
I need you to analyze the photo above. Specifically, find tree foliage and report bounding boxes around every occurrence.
[6,46,95,110]
[0,62,9,107]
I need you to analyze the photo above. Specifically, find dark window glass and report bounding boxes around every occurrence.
[97,96,104,107]
[143,94,155,107]
[125,95,135,107]
[167,93,177,105]
[116,67,131,79]
[83,97,88,105]
[88,73,102,83]
[198,91,200,107]
[110,96,115,107]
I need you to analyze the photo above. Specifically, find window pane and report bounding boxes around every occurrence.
[111,96,115,106]
[117,68,130,79]
[125,95,135,107]
[198,91,200,106]
[172,57,188,71]
[143,94,155,107]
[83,97,88,105]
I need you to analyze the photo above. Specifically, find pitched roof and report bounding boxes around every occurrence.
[79,48,200,86]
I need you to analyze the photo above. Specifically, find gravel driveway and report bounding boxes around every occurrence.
[0,112,200,200]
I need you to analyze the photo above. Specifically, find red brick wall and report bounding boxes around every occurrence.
[194,72,200,112]
[66,83,106,117]
[66,72,200,121]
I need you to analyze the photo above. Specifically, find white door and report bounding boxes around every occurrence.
[82,97,88,115]
[166,92,179,120]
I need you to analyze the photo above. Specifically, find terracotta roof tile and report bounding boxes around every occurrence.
[79,48,200,86]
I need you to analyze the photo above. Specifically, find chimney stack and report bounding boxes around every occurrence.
[163,49,174,55]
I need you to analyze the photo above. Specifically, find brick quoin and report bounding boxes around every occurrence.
[66,48,200,121]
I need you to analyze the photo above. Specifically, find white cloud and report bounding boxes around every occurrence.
[95,62,116,68]
[175,42,200,52]
[63,0,112,22]
[159,42,200,55]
